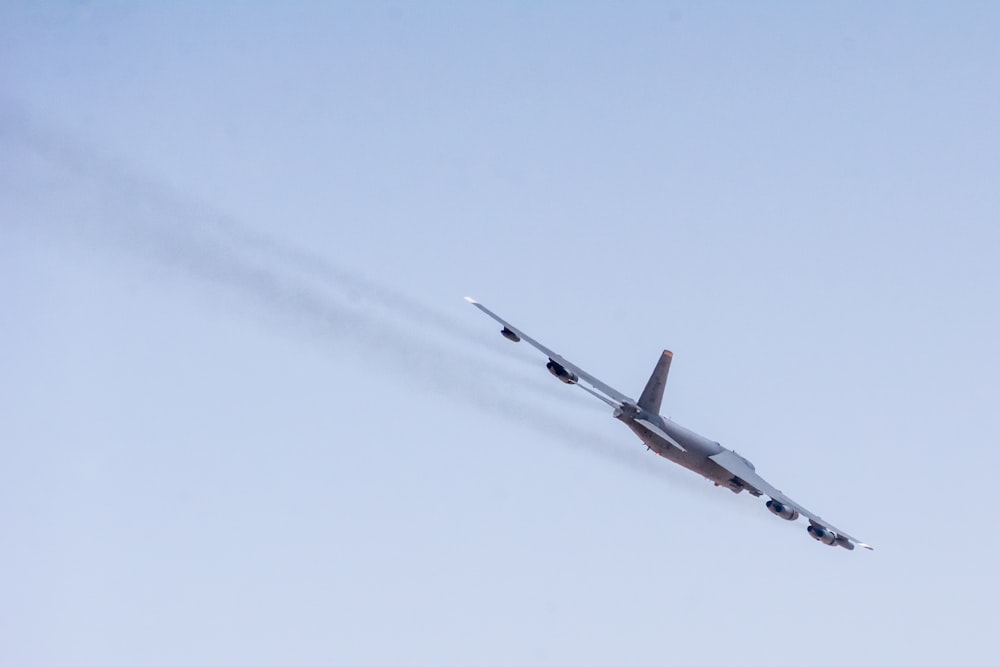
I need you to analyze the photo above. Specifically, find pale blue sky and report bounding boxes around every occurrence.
[2,3,999,666]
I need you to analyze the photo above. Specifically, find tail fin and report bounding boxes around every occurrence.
[638,351,673,415]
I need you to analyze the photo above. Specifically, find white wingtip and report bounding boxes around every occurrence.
[464,296,478,304]
[860,543,874,551]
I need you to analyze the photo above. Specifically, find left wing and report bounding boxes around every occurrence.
[709,450,873,550]
[466,298,687,452]
[464,297,637,408]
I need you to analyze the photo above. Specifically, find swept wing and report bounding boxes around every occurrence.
[466,298,688,452]
[464,297,636,408]
[710,450,873,550]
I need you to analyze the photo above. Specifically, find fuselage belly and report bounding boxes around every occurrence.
[621,416,746,491]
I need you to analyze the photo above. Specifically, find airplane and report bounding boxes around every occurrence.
[465,297,872,551]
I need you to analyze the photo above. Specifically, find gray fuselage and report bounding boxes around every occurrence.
[617,410,756,494]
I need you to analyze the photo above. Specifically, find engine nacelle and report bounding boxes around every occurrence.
[500,327,521,342]
[546,359,578,384]
[766,499,799,521]
[806,524,838,546]
[835,536,855,551]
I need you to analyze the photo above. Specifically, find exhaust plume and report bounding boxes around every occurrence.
[0,105,693,488]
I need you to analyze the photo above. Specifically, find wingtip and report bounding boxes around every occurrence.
[860,543,874,551]
[464,296,478,304]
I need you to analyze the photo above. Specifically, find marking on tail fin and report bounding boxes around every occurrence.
[638,350,672,415]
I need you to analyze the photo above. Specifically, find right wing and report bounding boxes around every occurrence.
[464,297,637,408]
[709,449,873,550]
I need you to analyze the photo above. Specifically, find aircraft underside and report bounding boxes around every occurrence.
[623,419,762,495]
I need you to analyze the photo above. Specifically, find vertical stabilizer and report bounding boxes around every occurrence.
[638,350,672,415]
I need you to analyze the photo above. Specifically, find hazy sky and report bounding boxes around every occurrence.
[3,3,999,666]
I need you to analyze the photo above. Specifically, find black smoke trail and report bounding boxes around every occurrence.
[0,104,697,490]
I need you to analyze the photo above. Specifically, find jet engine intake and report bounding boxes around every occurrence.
[546,359,578,384]
[806,524,838,546]
[766,499,799,521]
